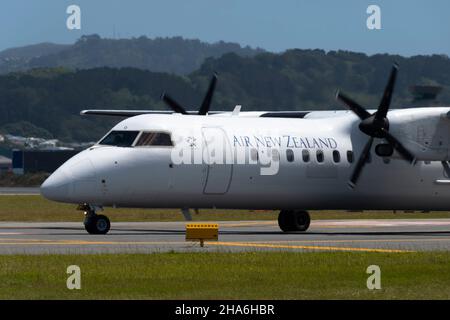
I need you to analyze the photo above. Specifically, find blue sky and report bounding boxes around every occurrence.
[0,0,449,56]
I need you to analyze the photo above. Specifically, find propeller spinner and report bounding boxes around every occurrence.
[336,63,416,189]
[161,73,218,115]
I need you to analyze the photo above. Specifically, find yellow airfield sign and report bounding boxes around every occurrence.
[185,223,219,247]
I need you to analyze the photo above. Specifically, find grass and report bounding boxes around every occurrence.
[0,195,277,222]
[0,195,450,222]
[0,172,49,187]
[0,252,449,299]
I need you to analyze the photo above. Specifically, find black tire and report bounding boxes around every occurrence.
[84,215,96,234]
[278,210,293,232]
[278,210,310,232]
[293,210,310,231]
[84,214,111,235]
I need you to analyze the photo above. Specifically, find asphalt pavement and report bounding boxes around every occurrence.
[0,219,449,254]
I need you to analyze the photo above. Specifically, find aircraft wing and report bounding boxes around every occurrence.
[80,109,355,118]
[80,109,228,117]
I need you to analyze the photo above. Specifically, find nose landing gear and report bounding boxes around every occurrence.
[78,204,111,234]
[278,210,310,232]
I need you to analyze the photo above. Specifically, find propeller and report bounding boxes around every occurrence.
[336,63,416,189]
[161,73,218,115]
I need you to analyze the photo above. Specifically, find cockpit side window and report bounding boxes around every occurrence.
[135,131,173,147]
[99,130,139,147]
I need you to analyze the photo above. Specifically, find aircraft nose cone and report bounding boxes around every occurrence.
[40,169,72,202]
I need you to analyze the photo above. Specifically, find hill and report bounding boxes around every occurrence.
[0,42,70,60]
[191,50,450,110]
[0,49,449,142]
[0,43,70,74]
[0,35,264,75]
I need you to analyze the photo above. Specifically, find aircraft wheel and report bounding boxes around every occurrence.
[278,210,310,232]
[84,214,111,235]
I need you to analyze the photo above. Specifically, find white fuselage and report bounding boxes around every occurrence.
[41,108,450,211]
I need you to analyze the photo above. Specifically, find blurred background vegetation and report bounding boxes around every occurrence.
[0,35,449,142]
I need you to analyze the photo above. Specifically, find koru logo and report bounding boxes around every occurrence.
[366,5,381,30]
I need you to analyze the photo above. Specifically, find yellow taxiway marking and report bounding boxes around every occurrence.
[1,237,450,245]
[245,237,450,244]
[4,236,450,253]
[208,241,413,253]
[0,240,411,253]
[0,238,411,252]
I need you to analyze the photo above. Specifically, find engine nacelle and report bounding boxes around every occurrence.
[389,107,450,161]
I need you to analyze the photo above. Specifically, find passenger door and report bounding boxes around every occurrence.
[202,127,233,194]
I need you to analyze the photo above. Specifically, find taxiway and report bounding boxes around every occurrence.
[0,219,450,254]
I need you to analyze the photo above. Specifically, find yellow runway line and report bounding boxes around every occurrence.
[246,237,450,244]
[209,241,413,253]
[0,239,411,252]
[0,240,412,253]
[2,237,449,245]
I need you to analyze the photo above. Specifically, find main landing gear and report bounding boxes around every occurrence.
[78,204,111,235]
[278,210,310,232]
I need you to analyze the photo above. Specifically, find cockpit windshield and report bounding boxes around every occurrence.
[135,132,173,147]
[99,130,139,147]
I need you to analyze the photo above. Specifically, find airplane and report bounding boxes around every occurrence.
[40,64,450,235]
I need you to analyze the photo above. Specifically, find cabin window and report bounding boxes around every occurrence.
[286,149,294,162]
[135,131,173,147]
[302,150,310,162]
[347,150,354,163]
[99,130,139,147]
[333,150,340,163]
[316,150,324,163]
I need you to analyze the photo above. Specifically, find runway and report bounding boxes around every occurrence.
[1,219,450,254]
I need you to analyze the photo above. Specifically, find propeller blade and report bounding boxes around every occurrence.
[161,93,188,115]
[375,63,398,121]
[441,161,450,177]
[335,90,371,120]
[348,137,374,189]
[382,129,416,164]
[198,73,218,115]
